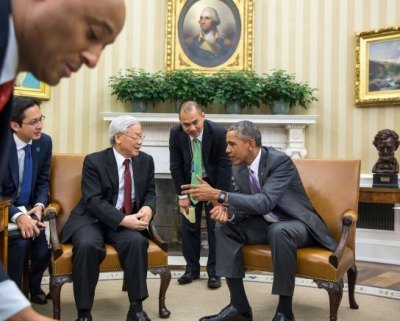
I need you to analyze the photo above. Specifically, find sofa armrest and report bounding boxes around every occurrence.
[329,209,357,268]
[43,202,63,260]
[148,221,168,253]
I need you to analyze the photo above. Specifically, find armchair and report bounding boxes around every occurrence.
[242,159,361,321]
[44,153,171,320]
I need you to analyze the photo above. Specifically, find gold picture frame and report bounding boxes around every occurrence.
[165,0,254,72]
[14,72,50,100]
[355,26,400,106]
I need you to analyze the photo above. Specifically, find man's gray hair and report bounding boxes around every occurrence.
[201,7,220,26]
[108,115,140,145]
[228,120,262,147]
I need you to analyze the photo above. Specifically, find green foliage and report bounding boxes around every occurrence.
[108,68,319,111]
[108,68,167,103]
[164,69,214,107]
[214,70,262,108]
[260,70,318,109]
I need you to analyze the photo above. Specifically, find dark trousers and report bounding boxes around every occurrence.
[181,200,216,277]
[8,229,50,293]
[71,223,149,310]
[216,217,316,296]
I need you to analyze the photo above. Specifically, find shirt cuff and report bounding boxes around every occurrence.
[11,212,29,223]
[178,195,188,200]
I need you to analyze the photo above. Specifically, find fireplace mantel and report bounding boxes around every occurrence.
[102,112,317,174]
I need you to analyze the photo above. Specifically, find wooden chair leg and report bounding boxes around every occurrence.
[347,264,359,309]
[315,279,343,321]
[50,275,72,320]
[149,266,171,318]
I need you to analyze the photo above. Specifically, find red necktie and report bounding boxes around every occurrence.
[0,80,14,112]
[122,159,132,214]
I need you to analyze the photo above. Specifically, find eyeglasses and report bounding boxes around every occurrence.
[122,132,145,142]
[22,115,46,127]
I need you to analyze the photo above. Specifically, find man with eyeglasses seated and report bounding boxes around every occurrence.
[0,96,52,305]
[61,115,155,321]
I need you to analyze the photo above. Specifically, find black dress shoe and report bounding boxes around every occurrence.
[207,276,221,289]
[30,290,48,305]
[199,304,253,321]
[126,310,151,321]
[178,271,200,284]
[75,317,93,321]
[272,312,295,321]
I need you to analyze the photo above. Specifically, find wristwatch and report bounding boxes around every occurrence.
[218,191,227,204]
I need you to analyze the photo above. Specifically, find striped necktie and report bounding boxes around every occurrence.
[191,138,202,204]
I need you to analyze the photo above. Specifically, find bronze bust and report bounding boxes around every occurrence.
[372,129,399,174]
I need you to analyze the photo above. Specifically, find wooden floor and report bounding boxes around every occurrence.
[353,261,400,291]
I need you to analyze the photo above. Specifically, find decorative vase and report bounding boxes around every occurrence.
[224,101,241,114]
[271,99,290,115]
[130,100,148,113]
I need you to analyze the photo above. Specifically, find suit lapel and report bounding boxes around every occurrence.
[8,137,19,189]
[31,140,40,189]
[202,121,211,161]
[258,148,268,185]
[106,149,119,204]
[131,156,140,206]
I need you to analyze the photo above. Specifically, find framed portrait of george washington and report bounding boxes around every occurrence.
[355,26,400,106]
[14,72,50,100]
[166,0,254,72]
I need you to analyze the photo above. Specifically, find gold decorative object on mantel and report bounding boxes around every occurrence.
[165,0,254,72]
[355,25,400,106]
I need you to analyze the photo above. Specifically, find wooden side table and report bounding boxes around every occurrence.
[359,187,400,204]
[0,196,10,270]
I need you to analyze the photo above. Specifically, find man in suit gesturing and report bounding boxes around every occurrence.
[169,101,231,289]
[61,116,155,321]
[0,97,51,305]
[182,121,337,321]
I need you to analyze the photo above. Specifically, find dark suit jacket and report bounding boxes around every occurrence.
[0,133,52,219]
[169,119,232,195]
[61,148,156,243]
[228,147,337,251]
[0,0,13,183]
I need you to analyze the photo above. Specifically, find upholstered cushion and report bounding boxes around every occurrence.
[51,240,167,276]
[242,244,355,282]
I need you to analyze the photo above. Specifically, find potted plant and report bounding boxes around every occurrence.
[108,68,167,112]
[260,69,318,114]
[214,70,262,113]
[164,69,214,110]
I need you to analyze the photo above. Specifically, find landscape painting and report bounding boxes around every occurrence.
[355,26,400,106]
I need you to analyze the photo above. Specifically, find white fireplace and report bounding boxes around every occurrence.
[102,112,317,175]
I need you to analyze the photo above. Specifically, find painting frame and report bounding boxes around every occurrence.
[355,26,400,106]
[165,0,254,72]
[14,72,50,100]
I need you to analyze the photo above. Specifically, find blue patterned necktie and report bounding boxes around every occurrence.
[191,138,202,204]
[18,144,32,205]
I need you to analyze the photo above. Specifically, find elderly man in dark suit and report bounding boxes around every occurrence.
[61,116,155,321]
[182,121,337,321]
[169,101,232,289]
[0,97,51,304]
